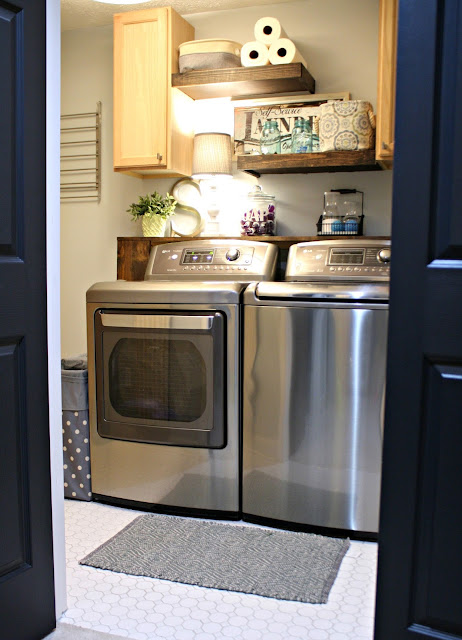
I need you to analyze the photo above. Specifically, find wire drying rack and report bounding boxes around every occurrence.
[60,102,101,202]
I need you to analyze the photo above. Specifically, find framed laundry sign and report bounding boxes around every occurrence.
[233,92,350,156]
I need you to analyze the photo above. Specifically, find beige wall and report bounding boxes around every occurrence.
[60,0,392,357]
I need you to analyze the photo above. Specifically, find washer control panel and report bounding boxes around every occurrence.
[286,240,391,281]
[145,240,278,282]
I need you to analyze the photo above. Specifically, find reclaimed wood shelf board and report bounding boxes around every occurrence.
[237,150,380,176]
[171,63,315,100]
[117,236,389,281]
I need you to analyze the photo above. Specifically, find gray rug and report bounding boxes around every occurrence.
[80,515,350,604]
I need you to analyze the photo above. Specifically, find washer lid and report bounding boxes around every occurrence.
[245,281,389,303]
[86,280,245,305]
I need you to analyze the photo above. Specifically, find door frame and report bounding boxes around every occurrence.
[46,0,67,618]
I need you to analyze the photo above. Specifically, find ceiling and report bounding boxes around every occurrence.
[61,0,294,31]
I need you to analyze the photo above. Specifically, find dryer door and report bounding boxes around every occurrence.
[94,310,226,448]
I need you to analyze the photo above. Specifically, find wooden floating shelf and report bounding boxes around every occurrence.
[171,63,315,100]
[237,150,380,176]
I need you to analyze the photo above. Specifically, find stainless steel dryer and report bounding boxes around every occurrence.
[86,239,277,518]
[242,239,390,537]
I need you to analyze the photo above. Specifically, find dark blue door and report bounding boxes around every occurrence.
[375,0,462,638]
[0,0,56,637]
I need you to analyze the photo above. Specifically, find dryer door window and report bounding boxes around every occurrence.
[94,310,226,448]
[108,337,207,423]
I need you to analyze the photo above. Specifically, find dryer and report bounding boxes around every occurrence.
[86,239,277,518]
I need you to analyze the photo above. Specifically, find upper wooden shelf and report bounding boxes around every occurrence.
[171,63,315,100]
[236,150,380,176]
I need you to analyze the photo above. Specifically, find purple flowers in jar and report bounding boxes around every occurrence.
[241,186,277,236]
[240,205,276,236]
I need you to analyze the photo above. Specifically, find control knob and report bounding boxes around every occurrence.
[226,248,240,261]
[377,248,391,263]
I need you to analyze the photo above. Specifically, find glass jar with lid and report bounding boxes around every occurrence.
[260,120,281,155]
[291,117,312,153]
[241,185,276,236]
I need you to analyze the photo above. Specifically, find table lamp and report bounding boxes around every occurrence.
[191,132,232,236]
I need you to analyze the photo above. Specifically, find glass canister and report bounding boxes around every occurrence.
[260,120,281,154]
[291,117,312,153]
[241,185,276,236]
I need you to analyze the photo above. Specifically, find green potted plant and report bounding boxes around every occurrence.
[127,191,177,237]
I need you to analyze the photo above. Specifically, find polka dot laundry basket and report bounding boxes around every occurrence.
[62,355,92,501]
[318,100,376,152]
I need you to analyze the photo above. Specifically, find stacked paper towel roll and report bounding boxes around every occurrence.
[269,38,307,67]
[240,41,270,67]
[241,17,307,68]
[254,17,287,44]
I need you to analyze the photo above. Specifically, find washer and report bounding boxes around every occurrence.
[242,239,390,537]
[86,239,277,518]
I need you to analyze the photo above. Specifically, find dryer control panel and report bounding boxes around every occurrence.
[145,239,278,282]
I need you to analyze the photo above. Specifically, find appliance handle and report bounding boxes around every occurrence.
[99,313,214,331]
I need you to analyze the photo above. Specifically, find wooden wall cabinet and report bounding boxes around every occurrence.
[113,8,195,178]
[376,0,398,169]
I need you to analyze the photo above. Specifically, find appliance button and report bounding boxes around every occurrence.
[244,258,251,264]
[346,267,352,271]
[220,266,224,270]
[205,266,210,270]
[225,266,230,270]
[190,266,196,270]
[337,267,344,271]
[244,267,248,271]
[354,267,361,271]
[363,267,369,272]
[183,267,189,271]
[371,268,376,272]
[198,266,203,270]
[171,254,178,260]
[330,267,336,271]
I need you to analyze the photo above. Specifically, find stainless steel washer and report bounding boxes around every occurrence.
[86,239,277,518]
[242,239,390,537]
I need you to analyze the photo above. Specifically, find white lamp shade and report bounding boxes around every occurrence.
[192,133,233,179]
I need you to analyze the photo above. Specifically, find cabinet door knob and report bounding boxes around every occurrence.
[156,153,163,161]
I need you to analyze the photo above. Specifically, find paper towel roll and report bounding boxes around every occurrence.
[254,17,286,45]
[241,41,270,67]
[268,38,307,67]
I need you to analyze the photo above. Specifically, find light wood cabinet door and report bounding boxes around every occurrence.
[376,0,398,169]
[113,8,194,177]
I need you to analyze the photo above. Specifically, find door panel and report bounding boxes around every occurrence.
[412,363,462,635]
[0,2,22,256]
[375,0,462,638]
[0,339,30,578]
[0,0,55,637]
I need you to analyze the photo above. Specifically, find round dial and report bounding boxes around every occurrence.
[377,248,391,263]
[226,248,240,261]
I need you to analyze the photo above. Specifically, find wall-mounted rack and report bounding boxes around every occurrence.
[60,102,101,202]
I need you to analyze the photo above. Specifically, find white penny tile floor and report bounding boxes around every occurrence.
[60,500,378,640]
